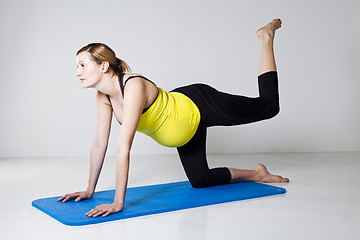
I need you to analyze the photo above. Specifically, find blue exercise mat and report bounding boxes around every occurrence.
[32,181,286,226]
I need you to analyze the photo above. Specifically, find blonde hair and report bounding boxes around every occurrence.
[77,43,131,74]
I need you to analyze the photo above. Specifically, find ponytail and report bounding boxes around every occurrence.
[115,57,131,74]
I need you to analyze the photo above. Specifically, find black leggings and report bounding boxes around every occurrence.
[171,71,280,188]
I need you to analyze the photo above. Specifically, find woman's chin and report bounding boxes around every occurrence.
[81,82,90,89]
[80,79,98,89]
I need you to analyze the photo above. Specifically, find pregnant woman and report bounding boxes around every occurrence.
[59,19,289,218]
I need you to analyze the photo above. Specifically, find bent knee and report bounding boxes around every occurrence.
[268,104,280,118]
[189,178,211,189]
[263,102,280,120]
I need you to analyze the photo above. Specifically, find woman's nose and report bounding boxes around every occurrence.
[76,69,81,77]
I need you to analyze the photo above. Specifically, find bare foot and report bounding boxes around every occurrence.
[256,18,282,40]
[254,164,290,183]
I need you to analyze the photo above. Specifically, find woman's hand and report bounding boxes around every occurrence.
[86,203,124,217]
[58,191,93,202]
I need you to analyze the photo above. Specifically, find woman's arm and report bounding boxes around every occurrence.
[58,91,112,202]
[87,91,113,194]
[86,78,147,217]
[114,78,147,203]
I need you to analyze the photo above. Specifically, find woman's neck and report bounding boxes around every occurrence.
[95,73,120,96]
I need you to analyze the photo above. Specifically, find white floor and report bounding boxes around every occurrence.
[1,152,359,240]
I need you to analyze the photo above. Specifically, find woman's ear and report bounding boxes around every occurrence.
[101,61,110,73]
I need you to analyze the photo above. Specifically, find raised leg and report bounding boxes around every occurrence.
[257,18,282,76]
[175,19,289,187]
[228,19,289,184]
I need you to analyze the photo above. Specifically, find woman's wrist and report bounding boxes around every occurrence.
[113,197,124,206]
[112,202,124,213]
[86,187,95,195]
[113,201,124,206]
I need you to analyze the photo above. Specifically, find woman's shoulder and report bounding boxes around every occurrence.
[122,73,156,88]
[122,72,146,79]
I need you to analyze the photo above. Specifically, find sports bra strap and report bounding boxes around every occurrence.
[118,74,156,97]
[124,75,155,86]
[106,74,158,117]
[119,73,126,97]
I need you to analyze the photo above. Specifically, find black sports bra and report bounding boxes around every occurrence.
[107,73,158,114]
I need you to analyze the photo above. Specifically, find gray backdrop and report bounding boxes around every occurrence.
[1,0,359,158]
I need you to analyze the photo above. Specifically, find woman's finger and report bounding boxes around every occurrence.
[59,191,91,203]
[86,204,116,218]
[93,208,106,218]
[65,193,78,202]
[86,208,96,217]
[75,194,84,202]
[62,195,71,202]
[57,195,65,201]
[92,211,102,217]
[102,211,110,217]
[87,206,103,217]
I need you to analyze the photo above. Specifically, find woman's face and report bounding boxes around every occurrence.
[76,51,102,88]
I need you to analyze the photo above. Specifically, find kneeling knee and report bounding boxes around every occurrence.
[189,178,210,189]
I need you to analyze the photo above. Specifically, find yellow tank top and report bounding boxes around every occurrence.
[136,88,201,147]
